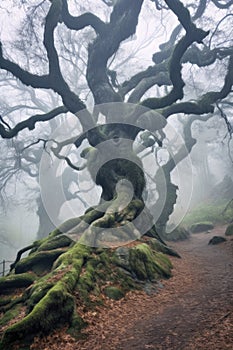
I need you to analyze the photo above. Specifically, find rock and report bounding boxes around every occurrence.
[208,236,226,245]
[190,222,214,233]
[162,226,190,242]
[148,238,181,258]
[115,247,131,270]
[225,223,233,236]
[104,286,125,300]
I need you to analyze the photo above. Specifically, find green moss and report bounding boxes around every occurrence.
[53,243,90,270]
[0,273,36,292]
[190,221,214,233]
[48,217,82,238]
[37,235,73,251]
[104,286,125,300]
[225,223,233,236]
[0,280,76,348]
[77,260,97,302]
[67,313,87,339]
[148,238,180,258]
[0,304,22,327]
[0,232,174,349]
[129,243,172,281]
[15,249,67,275]
[0,297,12,307]
[27,276,54,311]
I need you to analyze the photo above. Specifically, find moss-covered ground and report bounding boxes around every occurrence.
[0,221,177,350]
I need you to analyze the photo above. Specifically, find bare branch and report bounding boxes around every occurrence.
[128,74,170,103]
[0,106,68,138]
[162,54,233,118]
[22,138,49,152]
[0,42,50,89]
[208,14,233,49]
[62,0,106,35]
[216,102,233,137]
[87,0,144,104]
[210,0,233,9]
[0,115,11,130]
[51,141,86,171]
[141,28,209,109]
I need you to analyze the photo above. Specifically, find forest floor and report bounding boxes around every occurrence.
[31,225,233,350]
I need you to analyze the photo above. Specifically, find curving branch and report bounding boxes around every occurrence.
[50,140,86,171]
[43,0,63,81]
[0,106,68,138]
[0,1,94,131]
[128,73,171,103]
[192,0,207,21]
[141,0,209,109]
[153,0,207,64]
[87,0,144,104]
[161,54,233,118]
[141,28,209,109]
[121,0,213,101]
[0,43,50,89]
[120,63,168,97]
[42,0,93,128]
[62,0,106,35]
[210,0,233,9]
[208,14,233,49]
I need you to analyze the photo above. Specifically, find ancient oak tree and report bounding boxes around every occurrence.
[0,0,232,348]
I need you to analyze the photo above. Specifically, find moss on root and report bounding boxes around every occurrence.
[104,286,124,300]
[37,235,73,251]
[0,219,174,350]
[0,283,75,349]
[148,238,180,257]
[0,304,23,328]
[14,249,68,275]
[129,243,172,281]
[0,273,36,292]
[0,243,91,349]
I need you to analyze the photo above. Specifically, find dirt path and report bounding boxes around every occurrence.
[32,226,233,350]
[115,226,233,350]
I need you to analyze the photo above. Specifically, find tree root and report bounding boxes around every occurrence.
[0,203,178,349]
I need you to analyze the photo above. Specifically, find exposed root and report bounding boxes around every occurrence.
[0,202,178,349]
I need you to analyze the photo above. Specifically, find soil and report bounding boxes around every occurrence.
[31,225,233,350]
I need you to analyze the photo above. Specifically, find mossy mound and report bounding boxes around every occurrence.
[0,273,36,292]
[14,249,68,275]
[0,229,175,350]
[225,223,233,236]
[128,243,172,281]
[190,222,214,233]
[104,286,125,300]
[162,226,190,242]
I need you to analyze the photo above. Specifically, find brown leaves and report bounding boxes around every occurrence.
[29,227,233,350]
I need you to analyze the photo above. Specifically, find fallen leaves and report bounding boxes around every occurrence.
[28,227,233,350]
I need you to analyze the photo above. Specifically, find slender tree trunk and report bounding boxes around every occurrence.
[36,196,56,239]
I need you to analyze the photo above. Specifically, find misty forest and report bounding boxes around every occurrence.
[0,0,233,349]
